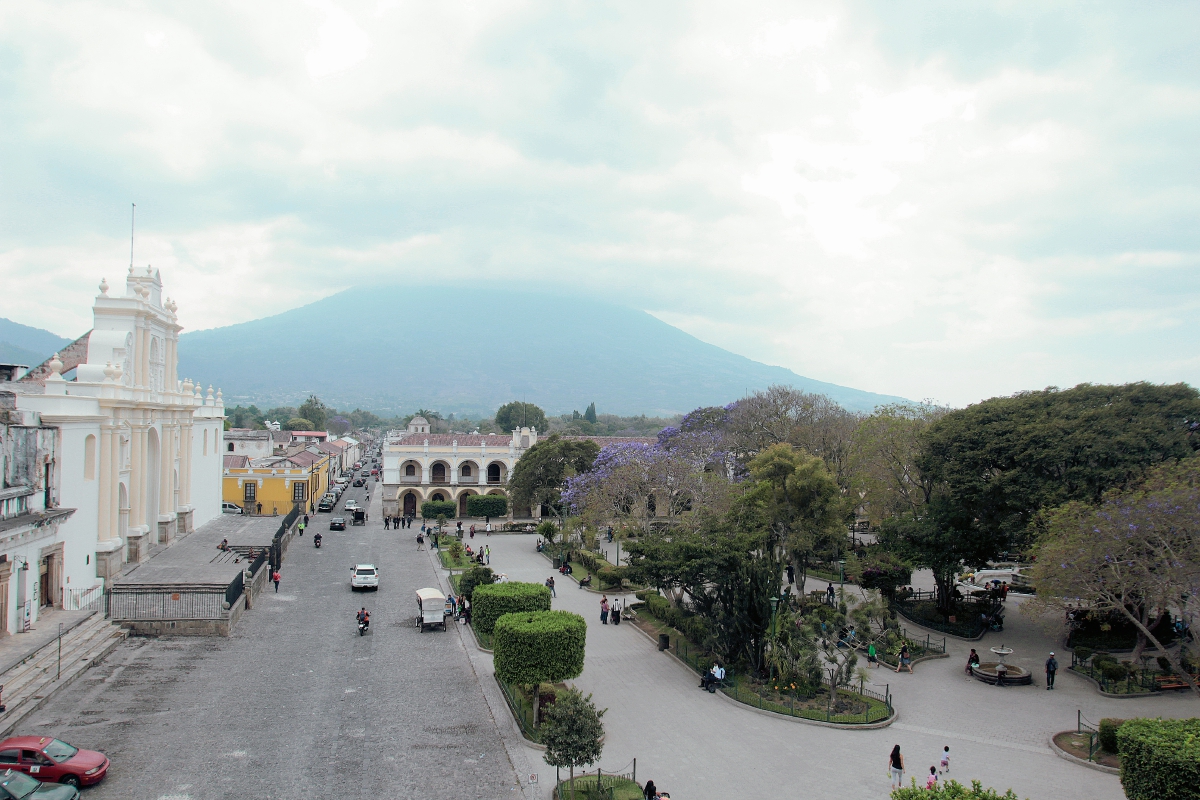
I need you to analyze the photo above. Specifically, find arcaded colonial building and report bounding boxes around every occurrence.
[381,416,534,519]
[4,267,224,622]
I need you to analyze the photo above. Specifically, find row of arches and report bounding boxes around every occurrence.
[395,487,508,518]
[399,459,507,485]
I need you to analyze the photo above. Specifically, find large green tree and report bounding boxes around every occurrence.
[539,689,605,800]
[920,382,1200,551]
[495,401,548,432]
[298,394,329,431]
[508,434,600,514]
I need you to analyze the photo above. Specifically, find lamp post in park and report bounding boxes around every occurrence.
[839,559,846,600]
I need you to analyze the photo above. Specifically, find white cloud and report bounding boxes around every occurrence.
[1,0,1197,407]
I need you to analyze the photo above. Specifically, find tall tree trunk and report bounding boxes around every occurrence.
[569,766,575,800]
[532,683,540,728]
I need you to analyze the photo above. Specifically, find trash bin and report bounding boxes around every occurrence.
[658,633,670,651]
[553,556,563,569]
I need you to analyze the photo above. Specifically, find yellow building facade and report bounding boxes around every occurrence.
[222,450,333,516]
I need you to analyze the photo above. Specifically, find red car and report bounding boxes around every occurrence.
[0,738,108,788]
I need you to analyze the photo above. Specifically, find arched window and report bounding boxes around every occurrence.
[405,464,415,476]
[461,464,472,476]
[487,463,501,483]
[227,442,235,453]
[432,463,446,482]
[84,435,97,480]
[432,492,445,502]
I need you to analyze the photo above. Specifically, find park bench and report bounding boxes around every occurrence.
[1154,675,1190,692]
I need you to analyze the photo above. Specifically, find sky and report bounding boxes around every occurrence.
[1,0,1197,408]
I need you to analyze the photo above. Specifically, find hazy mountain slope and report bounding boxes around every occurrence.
[177,286,907,416]
[0,318,72,366]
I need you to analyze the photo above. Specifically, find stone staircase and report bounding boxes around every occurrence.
[0,612,126,736]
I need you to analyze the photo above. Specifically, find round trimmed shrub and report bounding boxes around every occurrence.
[421,500,457,519]
[493,610,586,686]
[1099,718,1126,753]
[1118,718,1200,800]
[472,581,552,634]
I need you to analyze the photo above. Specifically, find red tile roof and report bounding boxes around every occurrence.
[223,455,249,469]
[390,434,515,447]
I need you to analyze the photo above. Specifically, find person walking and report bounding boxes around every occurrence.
[546,576,556,597]
[611,598,621,626]
[888,745,905,789]
[484,545,491,565]
[256,502,262,515]
[600,596,609,625]
[643,779,657,800]
[298,521,305,537]
[867,641,878,668]
[1045,651,1058,690]
[384,516,390,530]
[786,563,795,585]
[485,521,492,536]
[470,524,476,539]
[826,583,835,606]
[272,569,281,593]
[417,532,425,550]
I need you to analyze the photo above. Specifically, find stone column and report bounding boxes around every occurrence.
[109,424,121,541]
[158,419,176,543]
[97,423,112,540]
[130,422,144,528]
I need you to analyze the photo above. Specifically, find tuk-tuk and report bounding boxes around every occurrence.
[415,587,449,631]
[352,508,367,526]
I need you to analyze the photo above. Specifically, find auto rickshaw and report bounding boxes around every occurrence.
[415,587,449,631]
[352,508,367,526]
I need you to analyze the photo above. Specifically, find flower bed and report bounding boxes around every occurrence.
[631,606,893,725]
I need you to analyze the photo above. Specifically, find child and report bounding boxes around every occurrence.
[939,745,950,773]
[926,766,938,789]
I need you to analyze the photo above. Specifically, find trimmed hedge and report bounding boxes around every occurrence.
[493,610,586,685]
[472,582,552,634]
[466,494,508,518]
[421,500,457,519]
[891,779,1025,799]
[639,591,710,648]
[1099,718,1125,753]
[1118,718,1200,800]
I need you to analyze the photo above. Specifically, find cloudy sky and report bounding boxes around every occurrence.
[1,1,1197,407]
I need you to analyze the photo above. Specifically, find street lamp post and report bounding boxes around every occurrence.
[839,559,846,603]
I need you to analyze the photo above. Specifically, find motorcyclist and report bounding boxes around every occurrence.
[357,608,370,630]
[313,532,322,547]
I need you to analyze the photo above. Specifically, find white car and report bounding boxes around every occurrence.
[221,502,243,515]
[344,499,359,512]
[351,564,379,591]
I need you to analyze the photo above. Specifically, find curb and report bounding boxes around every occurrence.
[464,623,494,654]
[0,626,126,738]
[876,651,950,673]
[891,609,986,642]
[1049,732,1121,775]
[627,615,896,730]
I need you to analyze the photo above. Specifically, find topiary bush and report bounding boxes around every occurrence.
[1100,660,1129,683]
[472,582,552,634]
[1099,718,1126,753]
[1117,718,1200,800]
[422,500,456,519]
[493,610,587,687]
[459,565,495,601]
[466,494,508,518]
[1073,647,1093,663]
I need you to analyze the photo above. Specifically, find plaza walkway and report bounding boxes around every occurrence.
[453,532,1200,800]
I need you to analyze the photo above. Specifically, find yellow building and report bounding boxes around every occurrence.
[222,448,333,516]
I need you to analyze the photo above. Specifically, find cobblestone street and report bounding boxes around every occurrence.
[20,483,522,800]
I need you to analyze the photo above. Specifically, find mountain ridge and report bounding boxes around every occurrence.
[175,285,907,415]
[0,318,72,367]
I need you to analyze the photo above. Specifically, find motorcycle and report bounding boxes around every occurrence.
[314,534,322,548]
[357,617,370,636]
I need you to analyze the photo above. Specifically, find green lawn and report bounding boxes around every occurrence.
[437,549,474,571]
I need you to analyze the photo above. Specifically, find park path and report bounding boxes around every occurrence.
[468,533,1200,800]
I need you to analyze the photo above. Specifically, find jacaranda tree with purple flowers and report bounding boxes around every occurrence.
[1027,458,1200,697]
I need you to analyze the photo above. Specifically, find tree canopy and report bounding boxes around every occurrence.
[495,401,547,432]
[298,394,329,431]
[920,382,1200,551]
[508,435,600,513]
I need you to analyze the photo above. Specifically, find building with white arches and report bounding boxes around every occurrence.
[380,416,534,519]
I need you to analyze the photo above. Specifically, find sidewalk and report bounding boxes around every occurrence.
[0,607,96,676]
[461,534,1193,800]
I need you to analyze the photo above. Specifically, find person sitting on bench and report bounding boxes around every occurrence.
[578,574,592,588]
[700,662,725,691]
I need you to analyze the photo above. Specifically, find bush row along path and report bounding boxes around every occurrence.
[466,533,1200,800]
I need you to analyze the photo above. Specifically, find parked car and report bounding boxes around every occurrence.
[0,736,109,787]
[351,564,379,590]
[0,769,78,799]
[221,502,242,515]
[330,517,346,531]
[317,499,334,513]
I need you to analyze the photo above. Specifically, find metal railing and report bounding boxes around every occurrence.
[553,760,639,800]
[107,588,229,620]
[226,572,244,606]
[669,637,893,725]
[63,584,105,611]
[1077,710,1102,762]
[496,677,538,741]
[890,593,998,639]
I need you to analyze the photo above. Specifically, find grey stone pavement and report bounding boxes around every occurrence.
[467,533,1200,800]
[19,479,525,800]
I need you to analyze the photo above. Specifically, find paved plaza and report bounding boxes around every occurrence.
[462,534,1200,800]
[16,487,1200,799]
